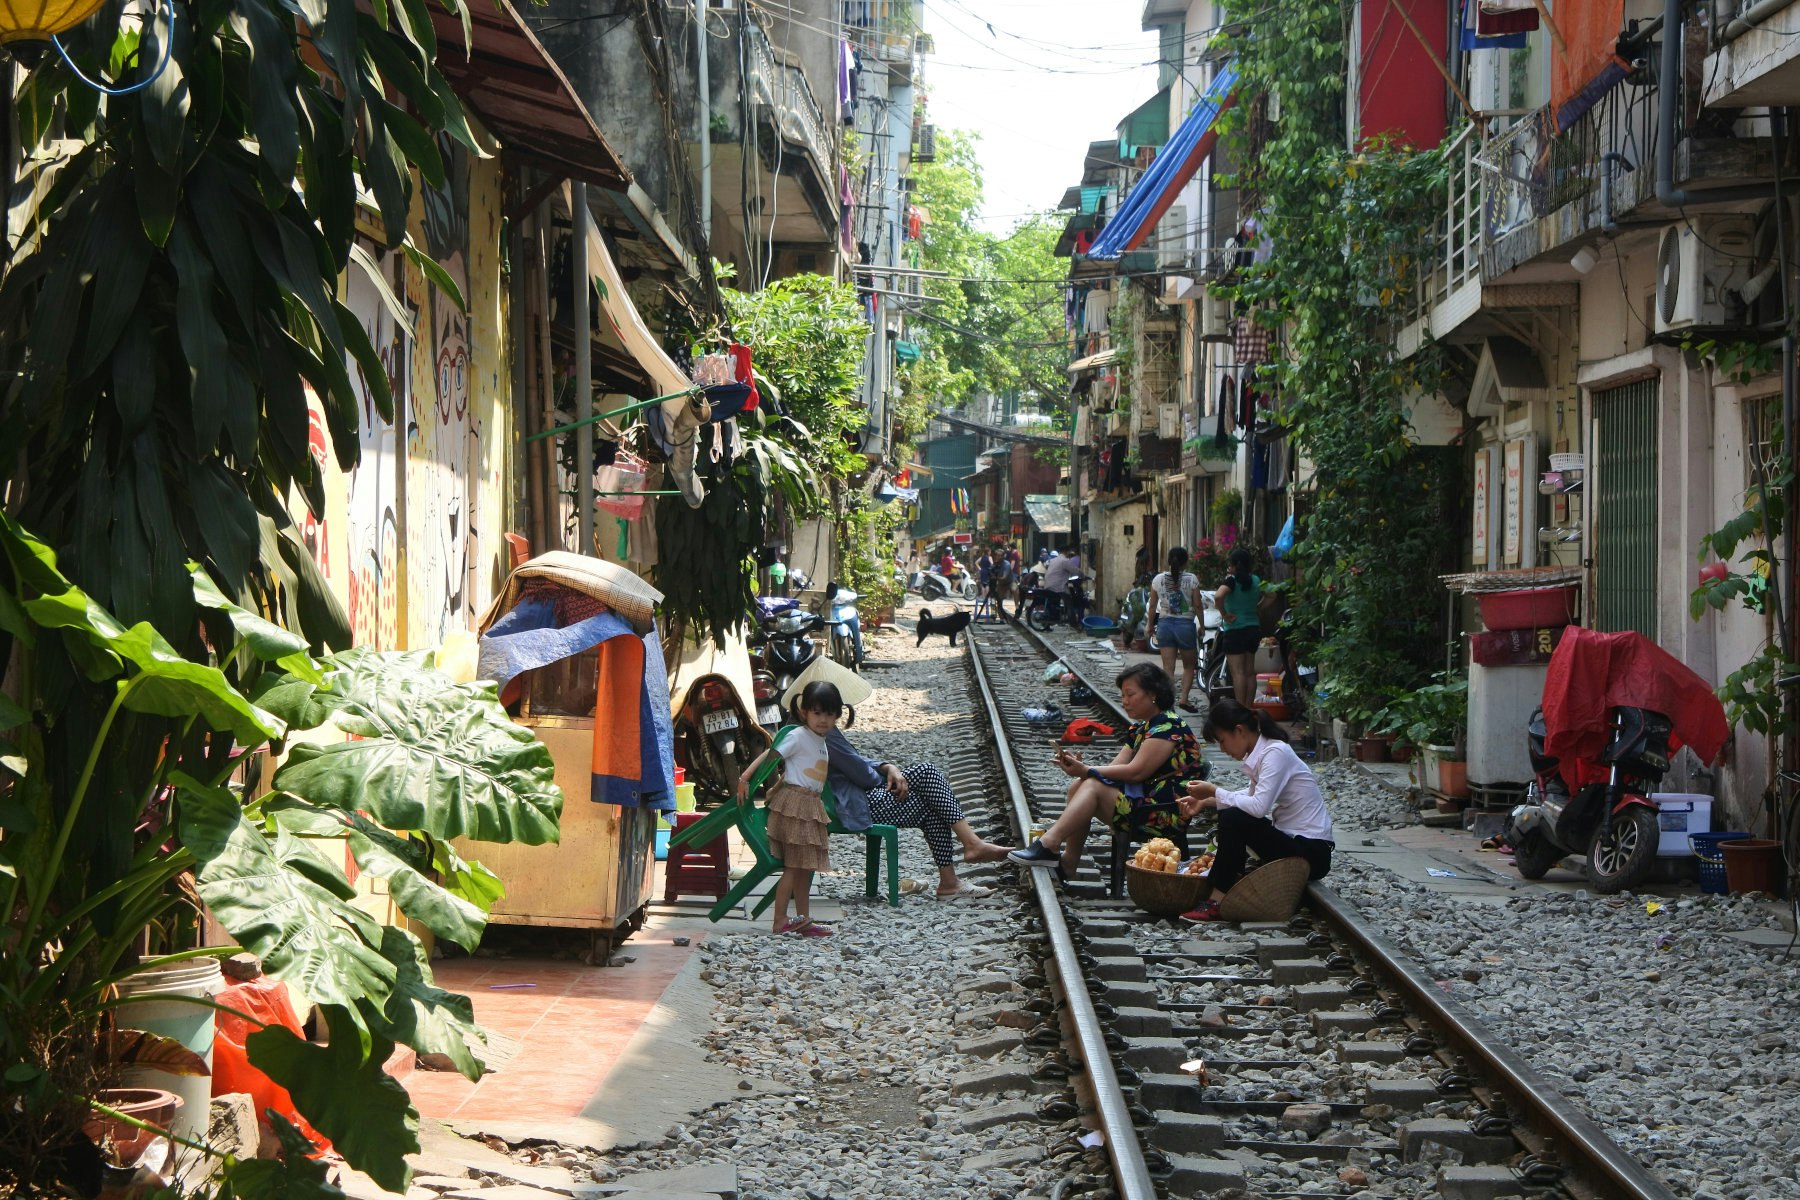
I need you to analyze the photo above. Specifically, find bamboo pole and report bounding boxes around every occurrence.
[536,196,560,550]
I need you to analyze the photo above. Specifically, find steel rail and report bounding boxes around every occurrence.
[964,634,1158,1200]
[1307,884,1678,1200]
[1006,620,1677,1200]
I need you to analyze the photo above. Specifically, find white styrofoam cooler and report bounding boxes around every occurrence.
[1650,792,1712,857]
[1467,660,1550,789]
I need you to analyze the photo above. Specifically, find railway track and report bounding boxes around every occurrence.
[961,616,1680,1200]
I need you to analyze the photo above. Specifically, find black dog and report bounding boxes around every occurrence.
[915,607,972,647]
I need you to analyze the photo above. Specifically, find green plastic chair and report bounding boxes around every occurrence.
[667,741,900,921]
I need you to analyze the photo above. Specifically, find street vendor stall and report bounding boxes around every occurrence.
[455,553,675,953]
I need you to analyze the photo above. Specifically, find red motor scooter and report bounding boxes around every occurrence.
[1504,627,1729,894]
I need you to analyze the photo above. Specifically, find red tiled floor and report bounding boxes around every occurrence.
[403,931,704,1121]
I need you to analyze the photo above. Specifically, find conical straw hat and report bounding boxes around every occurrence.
[782,655,874,711]
[1217,856,1312,923]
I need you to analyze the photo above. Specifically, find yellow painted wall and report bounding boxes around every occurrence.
[288,119,513,654]
[279,120,513,935]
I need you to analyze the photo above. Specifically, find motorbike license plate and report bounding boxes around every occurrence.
[702,710,739,734]
[758,704,781,726]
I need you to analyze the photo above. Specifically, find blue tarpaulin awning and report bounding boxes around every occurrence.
[1088,62,1238,261]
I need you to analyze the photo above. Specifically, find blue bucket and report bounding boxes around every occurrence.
[1690,831,1751,894]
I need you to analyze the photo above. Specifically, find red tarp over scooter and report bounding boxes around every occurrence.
[1540,627,1729,789]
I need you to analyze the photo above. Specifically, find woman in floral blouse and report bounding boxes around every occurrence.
[1009,663,1204,877]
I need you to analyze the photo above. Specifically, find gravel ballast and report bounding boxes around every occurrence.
[540,610,1799,1200]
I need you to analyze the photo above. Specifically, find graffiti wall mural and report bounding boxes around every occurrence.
[344,262,407,651]
[282,141,508,653]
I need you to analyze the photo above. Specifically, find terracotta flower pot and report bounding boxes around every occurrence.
[1354,737,1390,763]
[83,1088,183,1167]
[1436,757,1469,799]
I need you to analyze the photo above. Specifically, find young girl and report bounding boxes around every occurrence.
[736,680,843,937]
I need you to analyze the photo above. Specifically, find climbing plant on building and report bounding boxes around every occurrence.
[1215,0,1460,723]
[1685,337,1793,737]
[654,273,866,644]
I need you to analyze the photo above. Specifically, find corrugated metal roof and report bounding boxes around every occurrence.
[1024,494,1072,534]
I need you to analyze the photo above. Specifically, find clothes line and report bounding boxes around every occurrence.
[525,386,703,444]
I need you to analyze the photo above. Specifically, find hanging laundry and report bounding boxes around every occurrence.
[1233,316,1270,365]
[1461,0,1532,49]
[1211,391,1233,453]
[728,343,759,412]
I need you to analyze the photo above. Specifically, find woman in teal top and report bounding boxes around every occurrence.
[1214,548,1262,706]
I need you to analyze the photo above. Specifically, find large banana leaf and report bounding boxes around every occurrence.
[365,925,488,1081]
[247,1005,418,1192]
[179,781,396,1019]
[267,650,562,846]
[0,517,282,741]
[267,799,494,947]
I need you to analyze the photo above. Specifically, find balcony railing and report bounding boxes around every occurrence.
[1477,73,1662,277]
[745,23,832,185]
[1397,123,1484,352]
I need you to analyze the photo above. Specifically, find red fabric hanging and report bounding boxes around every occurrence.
[1551,0,1625,114]
[1540,627,1729,789]
[728,343,759,412]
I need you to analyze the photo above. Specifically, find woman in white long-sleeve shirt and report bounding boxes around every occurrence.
[1175,699,1334,922]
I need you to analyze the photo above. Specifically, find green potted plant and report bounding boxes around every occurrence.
[1403,671,1468,799]
[1209,488,1244,541]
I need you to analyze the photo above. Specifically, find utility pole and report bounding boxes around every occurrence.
[572,181,593,555]
[695,0,711,243]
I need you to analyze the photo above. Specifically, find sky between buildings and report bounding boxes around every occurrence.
[919,0,1163,232]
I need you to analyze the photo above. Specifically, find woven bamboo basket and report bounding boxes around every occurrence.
[1125,863,1207,917]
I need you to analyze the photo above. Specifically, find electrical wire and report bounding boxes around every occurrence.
[56,0,172,97]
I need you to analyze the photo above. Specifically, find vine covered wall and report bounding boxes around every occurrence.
[1218,0,1462,722]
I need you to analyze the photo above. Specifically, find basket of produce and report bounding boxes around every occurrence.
[1125,839,1207,917]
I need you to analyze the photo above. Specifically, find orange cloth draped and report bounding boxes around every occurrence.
[589,630,648,805]
[1551,0,1626,114]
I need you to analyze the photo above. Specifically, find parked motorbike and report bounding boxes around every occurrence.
[824,584,862,669]
[751,594,822,720]
[1505,706,1669,894]
[911,568,977,602]
[671,671,766,807]
[1024,580,1086,632]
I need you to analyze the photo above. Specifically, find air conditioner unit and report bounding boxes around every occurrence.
[914,125,937,162]
[1655,217,1754,333]
[1199,290,1233,342]
[1157,205,1188,268]
[1158,401,1182,440]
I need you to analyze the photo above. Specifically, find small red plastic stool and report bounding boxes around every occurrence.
[663,811,731,903]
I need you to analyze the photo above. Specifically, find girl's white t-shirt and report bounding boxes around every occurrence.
[1150,571,1200,618]
[777,725,831,790]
